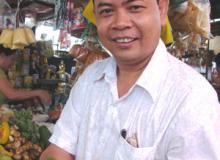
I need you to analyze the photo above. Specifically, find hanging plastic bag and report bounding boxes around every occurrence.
[0,29,14,49]
[13,28,29,46]
[24,27,36,44]
[169,0,211,38]
[184,0,211,38]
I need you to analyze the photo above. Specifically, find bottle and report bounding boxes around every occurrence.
[45,68,52,80]
[39,56,49,79]
[58,60,65,73]
[58,60,66,81]
[30,61,40,84]
[21,51,30,76]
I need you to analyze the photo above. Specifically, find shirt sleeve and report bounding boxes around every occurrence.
[49,60,106,155]
[49,89,80,155]
[49,73,89,155]
[166,91,220,160]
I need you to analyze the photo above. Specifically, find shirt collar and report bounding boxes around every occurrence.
[94,39,171,102]
[136,39,171,101]
[93,57,117,82]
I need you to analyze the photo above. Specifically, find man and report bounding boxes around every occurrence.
[40,0,220,159]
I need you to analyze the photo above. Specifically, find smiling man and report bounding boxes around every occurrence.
[40,0,220,160]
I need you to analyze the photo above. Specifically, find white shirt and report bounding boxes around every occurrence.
[50,39,220,160]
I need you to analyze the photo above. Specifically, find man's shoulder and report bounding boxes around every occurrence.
[167,56,220,134]
[166,54,218,103]
[169,55,211,89]
[88,57,112,68]
[80,57,113,81]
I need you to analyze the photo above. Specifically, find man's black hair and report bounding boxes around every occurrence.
[0,45,16,56]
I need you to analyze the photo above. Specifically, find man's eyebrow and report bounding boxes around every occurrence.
[96,0,137,9]
[97,2,113,8]
[122,0,140,5]
[124,0,135,3]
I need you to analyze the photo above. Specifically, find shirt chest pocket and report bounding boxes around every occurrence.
[114,136,155,160]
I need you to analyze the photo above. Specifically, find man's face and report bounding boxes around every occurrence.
[94,0,168,66]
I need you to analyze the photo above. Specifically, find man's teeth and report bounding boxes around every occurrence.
[115,38,134,43]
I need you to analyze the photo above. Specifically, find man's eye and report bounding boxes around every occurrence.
[129,5,144,12]
[99,9,113,16]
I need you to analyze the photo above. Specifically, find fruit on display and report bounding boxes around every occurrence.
[0,155,12,160]
[0,145,13,157]
[0,122,10,145]
[5,125,42,160]
[39,126,51,149]
[0,108,52,159]
[9,109,40,144]
[48,104,62,121]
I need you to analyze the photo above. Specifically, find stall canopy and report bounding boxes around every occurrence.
[2,0,55,22]
[1,0,220,35]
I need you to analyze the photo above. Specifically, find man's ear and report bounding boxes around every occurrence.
[158,0,169,26]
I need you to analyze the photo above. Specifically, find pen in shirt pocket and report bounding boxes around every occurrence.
[120,129,139,148]
[120,129,127,139]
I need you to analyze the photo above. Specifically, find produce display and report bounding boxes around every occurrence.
[0,108,51,160]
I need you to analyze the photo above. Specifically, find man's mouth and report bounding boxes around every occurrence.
[113,37,137,43]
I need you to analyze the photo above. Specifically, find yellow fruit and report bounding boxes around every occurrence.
[0,122,10,145]
[0,145,13,157]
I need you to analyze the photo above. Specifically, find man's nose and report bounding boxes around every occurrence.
[111,10,132,30]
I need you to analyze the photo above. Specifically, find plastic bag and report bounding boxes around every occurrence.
[169,0,211,38]
[184,0,211,38]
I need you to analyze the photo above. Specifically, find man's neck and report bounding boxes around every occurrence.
[116,59,150,98]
